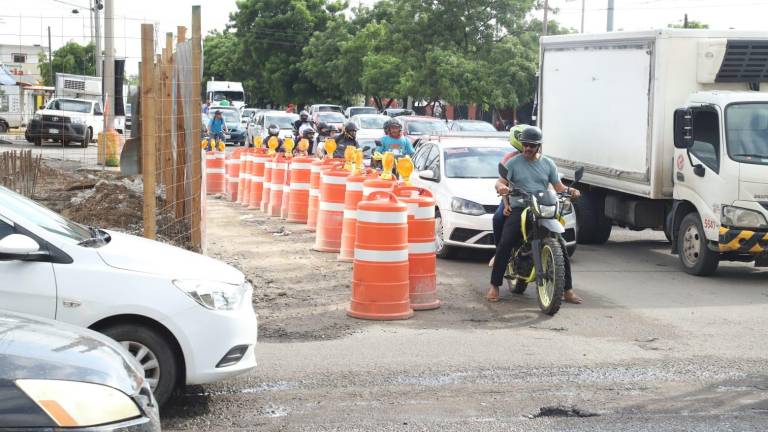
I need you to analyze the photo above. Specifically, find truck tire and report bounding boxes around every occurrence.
[82,128,92,148]
[677,213,719,276]
[0,121,7,133]
[574,190,612,244]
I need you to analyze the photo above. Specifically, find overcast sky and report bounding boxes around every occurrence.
[2,0,767,76]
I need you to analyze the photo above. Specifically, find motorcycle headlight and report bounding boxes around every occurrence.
[537,204,557,218]
[451,197,485,216]
[722,206,768,229]
[173,279,250,310]
[70,117,86,125]
[15,379,141,427]
[561,200,574,215]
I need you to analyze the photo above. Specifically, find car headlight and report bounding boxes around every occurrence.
[537,204,557,218]
[33,113,41,121]
[70,117,86,125]
[173,279,250,310]
[451,197,485,216]
[15,379,140,427]
[722,206,768,229]
[561,200,574,215]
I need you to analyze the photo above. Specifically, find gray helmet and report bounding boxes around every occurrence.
[300,110,309,120]
[300,125,316,138]
[383,118,402,132]
[518,126,543,146]
[343,121,359,133]
[267,124,280,136]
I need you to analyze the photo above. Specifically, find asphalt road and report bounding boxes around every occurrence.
[161,201,768,431]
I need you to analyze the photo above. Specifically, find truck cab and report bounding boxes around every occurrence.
[27,98,104,147]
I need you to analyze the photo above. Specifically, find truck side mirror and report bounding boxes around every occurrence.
[673,108,693,149]
[574,166,585,183]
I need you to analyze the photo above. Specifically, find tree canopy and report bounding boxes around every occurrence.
[38,41,96,86]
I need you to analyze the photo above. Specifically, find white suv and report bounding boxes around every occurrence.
[410,136,578,257]
[0,186,258,405]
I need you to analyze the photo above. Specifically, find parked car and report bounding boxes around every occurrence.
[0,310,160,431]
[382,108,414,117]
[409,136,577,257]
[312,111,346,131]
[250,110,299,143]
[308,104,343,115]
[0,185,258,405]
[26,98,106,148]
[344,106,378,118]
[449,119,497,132]
[207,109,246,146]
[397,115,450,145]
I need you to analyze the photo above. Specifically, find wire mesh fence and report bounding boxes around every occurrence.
[0,6,204,252]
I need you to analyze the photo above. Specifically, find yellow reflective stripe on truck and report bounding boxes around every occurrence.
[718,226,768,253]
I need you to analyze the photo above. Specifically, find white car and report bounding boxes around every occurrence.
[0,186,258,405]
[250,110,299,143]
[350,113,390,135]
[410,137,577,257]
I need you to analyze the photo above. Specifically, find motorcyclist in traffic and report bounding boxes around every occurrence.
[491,124,527,252]
[297,125,317,156]
[319,121,359,158]
[376,118,414,157]
[488,126,583,304]
[265,124,284,152]
[293,110,313,137]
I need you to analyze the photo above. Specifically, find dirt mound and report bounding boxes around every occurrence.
[62,178,146,233]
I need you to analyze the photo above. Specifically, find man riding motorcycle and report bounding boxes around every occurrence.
[265,124,284,152]
[293,110,312,137]
[376,119,414,157]
[488,126,583,304]
[320,121,359,158]
[297,125,317,155]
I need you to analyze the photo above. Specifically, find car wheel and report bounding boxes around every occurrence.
[33,136,42,146]
[0,121,8,133]
[82,128,92,148]
[434,210,453,258]
[101,324,179,406]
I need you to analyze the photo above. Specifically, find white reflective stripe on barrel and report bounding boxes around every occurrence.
[319,202,345,212]
[309,189,320,197]
[271,184,283,191]
[252,176,264,182]
[291,183,310,190]
[343,209,357,220]
[406,203,435,219]
[228,178,239,183]
[273,163,288,170]
[254,159,265,165]
[207,168,226,174]
[322,175,348,185]
[214,152,226,159]
[409,241,436,254]
[346,182,363,191]
[363,186,392,197]
[264,183,272,189]
[291,163,312,169]
[356,210,407,224]
[311,165,322,173]
[354,248,409,263]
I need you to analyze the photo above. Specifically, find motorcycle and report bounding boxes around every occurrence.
[503,167,584,316]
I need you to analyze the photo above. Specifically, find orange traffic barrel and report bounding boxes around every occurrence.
[248,153,269,209]
[226,149,243,202]
[363,177,396,199]
[313,167,351,252]
[205,151,226,194]
[307,158,342,231]
[347,191,413,320]
[269,154,289,217]
[280,159,292,219]
[260,158,274,212]
[393,185,439,310]
[338,171,382,262]
[238,150,252,206]
[286,156,313,223]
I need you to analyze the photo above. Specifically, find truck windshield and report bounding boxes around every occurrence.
[49,99,91,113]
[212,91,244,102]
[726,103,768,165]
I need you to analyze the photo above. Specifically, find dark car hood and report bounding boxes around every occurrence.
[0,311,143,395]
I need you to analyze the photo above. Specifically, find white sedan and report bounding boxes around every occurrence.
[0,186,257,405]
[409,137,577,257]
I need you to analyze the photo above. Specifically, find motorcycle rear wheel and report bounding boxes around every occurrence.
[537,238,565,316]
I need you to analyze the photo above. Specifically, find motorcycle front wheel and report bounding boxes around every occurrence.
[537,237,566,316]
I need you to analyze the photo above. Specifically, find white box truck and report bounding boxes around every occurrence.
[206,80,245,110]
[538,29,768,275]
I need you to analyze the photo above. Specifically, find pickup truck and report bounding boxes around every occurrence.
[26,98,105,147]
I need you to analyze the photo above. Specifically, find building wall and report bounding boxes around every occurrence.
[0,44,48,85]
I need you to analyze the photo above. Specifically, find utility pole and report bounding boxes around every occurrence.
[104,0,114,130]
[94,0,102,77]
[47,27,54,92]
[684,13,689,28]
[542,0,549,37]
[607,0,614,32]
[581,0,586,33]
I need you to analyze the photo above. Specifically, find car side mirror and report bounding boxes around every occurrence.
[673,108,693,149]
[419,169,438,181]
[0,234,49,261]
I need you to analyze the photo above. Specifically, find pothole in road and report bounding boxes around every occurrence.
[527,405,600,419]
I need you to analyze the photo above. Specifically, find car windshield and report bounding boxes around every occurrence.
[316,105,342,113]
[456,121,497,132]
[357,116,388,129]
[726,103,768,165]
[317,112,346,123]
[407,120,449,135]
[350,107,377,116]
[266,115,297,129]
[212,91,244,102]
[0,186,91,244]
[51,99,91,113]
[444,147,508,178]
[220,111,239,123]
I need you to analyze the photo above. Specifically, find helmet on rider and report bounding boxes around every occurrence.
[518,126,543,147]
[508,124,529,152]
[384,118,403,136]
[300,110,309,121]
[343,121,358,139]
[300,125,316,139]
[267,124,280,136]
[316,122,329,135]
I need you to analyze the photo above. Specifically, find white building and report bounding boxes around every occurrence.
[0,44,48,85]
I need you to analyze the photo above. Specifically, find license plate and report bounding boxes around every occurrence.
[224,134,231,139]
[49,128,59,134]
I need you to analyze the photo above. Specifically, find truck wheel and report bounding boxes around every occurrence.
[101,323,179,406]
[0,121,7,133]
[574,190,612,244]
[677,213,719,276]
[34,137,42,147]
[82,128,92,148]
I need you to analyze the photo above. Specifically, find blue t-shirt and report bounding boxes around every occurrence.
[208,118,225,134]
[504,155,560,207]
[377,136,414,156]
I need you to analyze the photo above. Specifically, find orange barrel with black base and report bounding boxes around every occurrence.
[205,151,226,194]
[280,159,292,219]
[286,156,313,223]
[226,148,243,201]
[338,171,382,262]
[268,154,289,217]
[238,150,252,205]
[248,153,269,209]
[393,185,440,310]
[259,158,274,212]
[347,191,413,320]
[307,158,342,231]
[314,167,351,252]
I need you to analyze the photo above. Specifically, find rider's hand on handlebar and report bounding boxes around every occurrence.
[496,184,510,196]
[569,188,581,199]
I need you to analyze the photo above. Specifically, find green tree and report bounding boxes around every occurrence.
[38,41,96,86]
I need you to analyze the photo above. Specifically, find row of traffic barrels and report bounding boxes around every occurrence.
[219,148,439,320]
